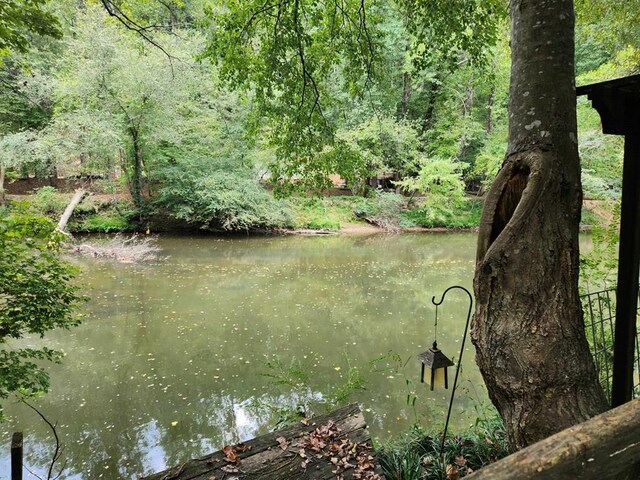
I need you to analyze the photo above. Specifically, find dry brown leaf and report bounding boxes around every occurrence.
[234,443,251,453]
[220,464,239,473]
[222,445,237,463]
[276,436,289,450]
[446,464,460,480]
[454,455,466,467]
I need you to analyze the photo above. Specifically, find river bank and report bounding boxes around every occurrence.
[3,187,602,235]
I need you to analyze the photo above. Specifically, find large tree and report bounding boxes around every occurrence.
[471,0,608,449]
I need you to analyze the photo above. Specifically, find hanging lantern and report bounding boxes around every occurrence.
[418,341,454,390]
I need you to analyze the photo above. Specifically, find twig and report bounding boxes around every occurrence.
[21,399,63,480]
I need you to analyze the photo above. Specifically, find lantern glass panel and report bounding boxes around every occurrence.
[433,366,446,388]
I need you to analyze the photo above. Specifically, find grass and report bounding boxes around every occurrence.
[288,196,370,230]
[9,188,137,233]
[378,415,509,479]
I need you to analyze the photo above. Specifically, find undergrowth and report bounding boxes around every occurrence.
[378,415,509,480]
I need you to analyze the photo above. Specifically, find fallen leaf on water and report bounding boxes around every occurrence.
[170,421,178,427]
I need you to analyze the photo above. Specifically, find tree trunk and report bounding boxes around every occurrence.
[420,80,440,135]
[57,189,87,233]
[472,0,607,450]
[486,84,495,134]
[457,82,475,161]
[129,126,144,213]
[400,71,411,118]
[0,161,5,205]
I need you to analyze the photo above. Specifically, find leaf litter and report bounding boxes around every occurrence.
[287,419,383,479]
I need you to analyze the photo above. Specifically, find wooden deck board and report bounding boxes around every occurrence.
[141,404,385,480]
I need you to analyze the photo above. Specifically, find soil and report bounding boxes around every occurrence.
[584,199,615,226]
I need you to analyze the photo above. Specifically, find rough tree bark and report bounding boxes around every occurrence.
[472,0,608,449]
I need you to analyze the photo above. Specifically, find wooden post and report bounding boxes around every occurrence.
[612,132,640,406]
[577,75,640,406]
[11,432,23,480]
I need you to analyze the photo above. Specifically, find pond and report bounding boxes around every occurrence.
[1,232,490,479]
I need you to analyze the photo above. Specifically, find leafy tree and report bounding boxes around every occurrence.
[396,156,465,200]
[0,0,62,55]
[325,116,422,194]
[52,5,195,212]
[0,208,83,419]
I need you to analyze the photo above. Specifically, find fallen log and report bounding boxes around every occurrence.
[467,397,640,480]
[141,403,385,480]
[56,189,88,233]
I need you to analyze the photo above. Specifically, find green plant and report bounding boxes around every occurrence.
[353,191,415,231]
[0,208,84,419]
[254,353,367,429]
[72,213,134,233]
[378,412,508,480]
[580,200,620,289]
[407,197,483,229]
[26,187,68,217]
[156,166,293,231]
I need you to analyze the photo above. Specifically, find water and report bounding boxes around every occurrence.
[0,233,489,479]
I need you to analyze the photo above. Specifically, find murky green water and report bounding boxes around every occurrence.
[1,233,489,479]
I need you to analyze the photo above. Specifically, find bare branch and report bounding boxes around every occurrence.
[100,0,180,73]
[21,399,63,480]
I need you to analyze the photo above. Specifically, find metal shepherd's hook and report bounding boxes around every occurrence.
[431,285,473,456]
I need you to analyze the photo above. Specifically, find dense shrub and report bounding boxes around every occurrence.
[407,197,483,229]
[155,166,293,231]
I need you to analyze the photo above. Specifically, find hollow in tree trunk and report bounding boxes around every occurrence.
[472,0,608,450]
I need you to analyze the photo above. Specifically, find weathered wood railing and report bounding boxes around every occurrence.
[141,403,385,480]
[467,397,640,479]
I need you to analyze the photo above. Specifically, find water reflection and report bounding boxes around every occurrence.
[0,233,486,479]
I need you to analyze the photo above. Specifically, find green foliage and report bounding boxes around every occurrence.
[580,201,620,289]
[401,0,506,69]
[378,413,508,479]
[0,0,62,55]
[0,208,83,418]
[154,157,293,231]
[581,169,620,200]
[202,0,383,190]
[407,197,482,229]
[353,191,415,231]
[72,212,135,233]
[253,353,367,429]
[397,157,465,199]
[27,186,66,215]
[331,116,422,191]
[289,196,370,230]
